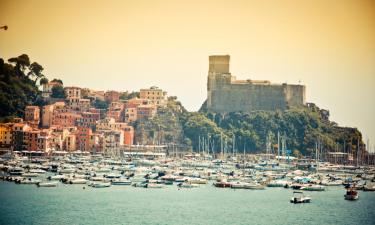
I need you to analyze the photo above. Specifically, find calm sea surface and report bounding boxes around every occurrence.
[0,181,374,225]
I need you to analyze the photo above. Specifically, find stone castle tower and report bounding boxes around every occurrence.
[207,55,306,113]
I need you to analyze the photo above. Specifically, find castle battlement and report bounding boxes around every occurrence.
[206,55,306,113]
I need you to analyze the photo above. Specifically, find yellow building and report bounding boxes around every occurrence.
[140,86,167,106]
[0,123,12,147]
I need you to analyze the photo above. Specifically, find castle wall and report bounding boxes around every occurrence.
[206,55,306,113]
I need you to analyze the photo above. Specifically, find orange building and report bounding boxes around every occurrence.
[123,126,134,146]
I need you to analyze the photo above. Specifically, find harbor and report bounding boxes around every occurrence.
[1,152,375,224]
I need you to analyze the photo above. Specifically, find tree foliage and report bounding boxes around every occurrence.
[0,55,45,118]
[51,85,66,98]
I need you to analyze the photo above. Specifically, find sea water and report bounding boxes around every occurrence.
[0,182,374,225]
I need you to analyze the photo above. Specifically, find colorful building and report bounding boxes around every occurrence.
[0,123,12,148]
[25,106,40,128]
[140,86,167,106]
[104,90,120,103]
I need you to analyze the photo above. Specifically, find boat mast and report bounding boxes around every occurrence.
[277,131,280,162]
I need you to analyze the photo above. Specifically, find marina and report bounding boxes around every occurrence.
[1,153,375,224]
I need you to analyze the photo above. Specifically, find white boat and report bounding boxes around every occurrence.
[290,191,311,204]
[178,182,199,188]
[92,182,111,188]
[301,184,325,191]
[29,169,46,174]
[189,178,208,184]
[146,183,164,188]
[105,173,121,179]
[267,180,289,187]
[111,178,132,185]
[49,175,66,180]
[230,182,246,189]
[69,179,87,184]
[37,182,58,187]
[8,167,24,175]
[244,183,266,190]
[363,182,375,191]
[22,173,39,177]
[20,178,41,184]
[321,180,342,186]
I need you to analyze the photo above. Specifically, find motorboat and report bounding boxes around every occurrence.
[344,187,359,200]
[290,191,311,204]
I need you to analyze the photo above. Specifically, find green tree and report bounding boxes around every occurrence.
[51,85,66,98]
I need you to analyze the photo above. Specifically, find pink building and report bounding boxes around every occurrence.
[25,106,40,128]
[136,105,157,120]
[53,112,81,129]
[76,126,93,152]
[104,90,120,103]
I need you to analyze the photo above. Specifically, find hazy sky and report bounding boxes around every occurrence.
[1,0,374,150]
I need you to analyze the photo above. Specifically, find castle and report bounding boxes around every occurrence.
[206,55,306,113]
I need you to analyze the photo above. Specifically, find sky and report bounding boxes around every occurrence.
[0,0,374,151]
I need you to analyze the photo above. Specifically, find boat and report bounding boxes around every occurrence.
[69,179,87,184]
[290,183,304,190]
[105,173,121,179]
[214,181,231,188]
[19,178,41,184]
[48,175,66,180]
[230,182,246,189]
[111,178,132,185]
[301,184,325,191]
[164,180,173,185]
[321,180,342,186]
[244,183,266,190]
[267,180,289,187]
[92,182,111,188]
[290,191,311,204]
[8,167,24,176]
[22,173,39,177]
[29,169,46,174]
[146,183,164,188]
[363,182,375,192]
[178,182,199,188]
[344,186,359,200]
[37,182,58,187]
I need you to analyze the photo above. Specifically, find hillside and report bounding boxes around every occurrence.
[0,55,44,120]
[179,105,364,156]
